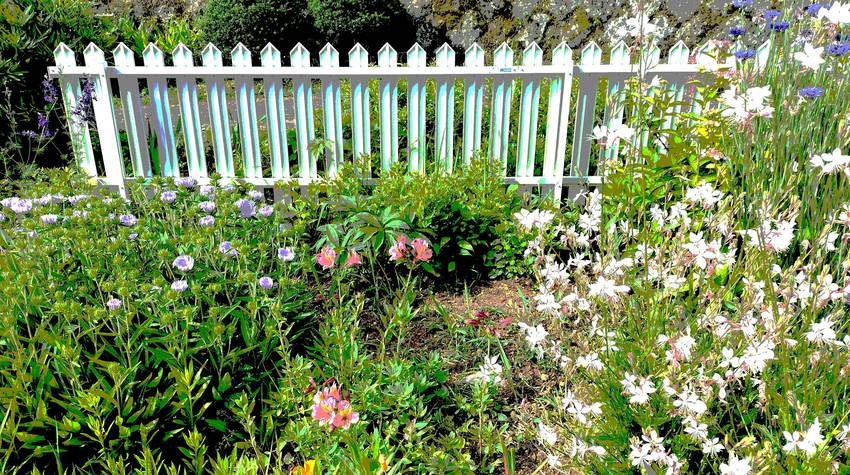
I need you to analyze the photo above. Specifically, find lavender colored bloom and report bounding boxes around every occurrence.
[175,177,196,188]
[729,25,746,36]
[28,230,38,239]
[2,197,33,214]
[827,42,850,56]
[160,190,177,203]
[219,241,238,257]
[129,232,139,241]
[107,298,122,311]
[763,9,781,20]
[119,214,137,226]
[199,185,215,197]
[173,255,195,272]
[799,86,824,99]
[40,214,59,224]
[768,21,790,31]
[258,276,274,289]
[258,205,274,217]
[42,78,59,103]
[20,130,38,139]
[277,247,295,261]
[34,195,52,206]
[247,190,264,201]
[734,49,756,60]
[806,3,823,16]
[171,280,189,292]
[218,178,236,192]
[0,213,5,222]
[731,0,752,7]
[198,200,216,213]
[37,112,49,129]
[72,210,88,219]
[68,194,90,205]
[72,79,94,123]
[236,199,255,218]
[199,215,215,227]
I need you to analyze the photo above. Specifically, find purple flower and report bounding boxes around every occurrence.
[72,79,94,123]
[247,190,264,201]
[734,49,756,60]
[37,112,49,129]
[173,255,195,272]
[199,215,215,227]
[175,177,196,188]
[199,185,216,197]
[34,195,52,206]
[258,276,274,289]
[68,194,90,205]
[799,87,824,99]
[2,197,33,214]
[218,178,236,192]
[198,201,216,213]
[42,78,59,103]
[28,230,38,239]
[259,205,274,217]
[731,0,752,8]
[277,247,295,262]
[235,199,255,218]
[119,214,137,226]
[219,241,238,257]
[160,190,177,203]
[807,3,823,16]
[729,25,746,37]
[763,9,781,20]
[768,21,789,31]
[129,232,139,241]
[40,214,59,224]
[72,210,88,219]
[107,298,122,311]
[171,280,189,293]
[827,42,850,56]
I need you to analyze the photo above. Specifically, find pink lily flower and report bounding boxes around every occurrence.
[411,238,433,262]
[344,249,362,268]
[389,235,408,261]
[316,246,337,270]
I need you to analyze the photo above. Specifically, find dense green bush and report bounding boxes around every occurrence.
[199,0,316,55]
[307,0,416,53]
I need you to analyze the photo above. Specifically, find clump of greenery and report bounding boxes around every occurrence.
[198,0,316,54]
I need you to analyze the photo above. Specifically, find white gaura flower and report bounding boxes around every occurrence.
[514,209,555,231]
[793,42,825,71]
[623,14,659,38]
[576,352,604,372]
[518,322,549,357]
[783,418,824,456]
[591,123,636,147]
[740,339,775,374]
[818,1,850,25]
[464,356,503,384]
[805,318,837,345]
[673,388,707,415]
[533,286,561,317]
[538,422,558,446]
[720,85,774,124]
[810,148,850,176]
[720,452,752,475]
[740,218,795,253]
[620,373,657,405]
[685,182,724,209]
[588,276,630,300]
[702,437,725,456]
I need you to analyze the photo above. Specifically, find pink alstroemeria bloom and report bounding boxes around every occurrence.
[331,400,360,429]
[315,246,337,270]
[344,250,362,268]
[311,396,337,426]
[389,235,408,261]
[411,238,433,262]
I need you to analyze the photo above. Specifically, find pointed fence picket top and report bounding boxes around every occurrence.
[261,43,291,180]
[173,43,207,178]
[515,42,543,178]
[377,43,399,171]
[462,43,485,166]
[202,43,234,177]
[113,43,151,178]
[231,43,262,179]
[53,43,96,176]
[569,41,602,199]
[320,43,344,177]
[349,43,371,173]
[291,43,316,180]
[143,43,179,177]
[83,43,126,195]
[489,42,514,172]
[434,43,456,172]
[543,42,573,200]
[407,43,427,173]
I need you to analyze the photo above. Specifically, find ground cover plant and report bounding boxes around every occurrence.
[2,2,850,475]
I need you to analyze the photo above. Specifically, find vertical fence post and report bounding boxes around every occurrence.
[173,43,207,178]
[543,42,573,202]
[83,43,126,196]
[290,43,316,181]
[143,43,179,177]
[377,44,398,171]
[489,43,514,173]
[231,43,262,179]
[349,43,371,176]
[666,41,691,131]
[691,42,717,120]
[515,42,543,179]
[320,43,344,177]
[602,40,630,162]
[407,43,427,173]
[434,43,456,172]
[261,43,291,185]
[53,43,96,176]
[462,43,485,167]
[113,43,152,178]
[568,41,602,200]
[202,43,234,177]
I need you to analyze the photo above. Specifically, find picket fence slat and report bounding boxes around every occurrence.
[49,40,730,201]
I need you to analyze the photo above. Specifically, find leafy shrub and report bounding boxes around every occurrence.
[199,0,316,55]
[306,0,416,52]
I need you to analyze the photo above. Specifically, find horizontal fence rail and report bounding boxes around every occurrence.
[47,40,752,200]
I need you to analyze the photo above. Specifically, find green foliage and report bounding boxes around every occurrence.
[198,0,316,55]
[306,0,416,52]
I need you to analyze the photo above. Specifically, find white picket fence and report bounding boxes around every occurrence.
[47,40,758,200]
